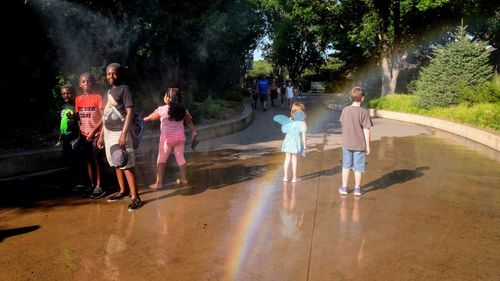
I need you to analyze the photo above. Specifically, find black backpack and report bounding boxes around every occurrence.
[130,113,144,149]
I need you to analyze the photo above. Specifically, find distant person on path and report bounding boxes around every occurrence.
[280,81,287,107]
[270,80,279,107]
[248,79,258,109]
[338,86,373,197]
[75,72,105,199]
[298,82,304,98]
[285,81,295,109]
[256,76,270,111]
[143,88,198,189]
[56,83,84,190]
[281,102,307,183]
[98,63,141,212]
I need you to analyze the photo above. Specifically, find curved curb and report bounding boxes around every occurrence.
[0,103,253,179]
[137,103,253,153]
[370,109,500,152]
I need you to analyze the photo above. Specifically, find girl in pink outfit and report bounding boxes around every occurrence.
[144,88,197,189]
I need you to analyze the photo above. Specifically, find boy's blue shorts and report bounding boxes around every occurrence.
[342,147,366,173]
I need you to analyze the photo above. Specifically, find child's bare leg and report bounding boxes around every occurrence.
[95,161,102,187]
[124,168,138,199]
[283,153,291,181]
[342,168,350,187]
[291,153,298,180]
[173,142,187,184]
[115,168,126,193]
[354,171,362,188]
[155,162,166,189]
[87,163,95,186]
[176,164,188,184]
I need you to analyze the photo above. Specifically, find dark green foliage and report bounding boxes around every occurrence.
[461,80,500,104]
[2,0,264,149]
[415,35,493,109]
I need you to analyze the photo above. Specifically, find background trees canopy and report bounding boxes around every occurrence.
[258,0,331,82]
[1,0,264,148]
[322,0,499,96]
[1,0,498,149]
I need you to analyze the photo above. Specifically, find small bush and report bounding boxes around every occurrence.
[460,78,500,104]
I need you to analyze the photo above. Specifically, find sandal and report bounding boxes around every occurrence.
[176,179,188,185]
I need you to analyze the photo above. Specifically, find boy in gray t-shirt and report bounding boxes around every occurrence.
[338,86,373,196]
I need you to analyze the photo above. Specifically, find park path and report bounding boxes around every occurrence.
[1,95,499,281]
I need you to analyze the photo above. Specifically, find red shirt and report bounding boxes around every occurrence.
[75,92,103,137]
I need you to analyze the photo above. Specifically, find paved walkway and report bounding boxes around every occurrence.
[1,95,499,281]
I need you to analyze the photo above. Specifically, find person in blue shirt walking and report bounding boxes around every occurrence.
[256,76,270,111]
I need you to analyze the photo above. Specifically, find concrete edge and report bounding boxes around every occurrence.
[0,103,253,179]
[370,109,500,152]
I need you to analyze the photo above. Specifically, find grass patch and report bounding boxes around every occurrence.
[189,97,242,124]
[369,94,500,131]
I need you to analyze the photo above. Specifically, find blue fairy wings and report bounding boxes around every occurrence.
[273,114,291,125]
[273,113,307,134]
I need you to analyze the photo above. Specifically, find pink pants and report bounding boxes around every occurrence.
[157,137,186,166]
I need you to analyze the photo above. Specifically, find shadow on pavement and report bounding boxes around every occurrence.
[363,166,430,193]
[0,225,40,243]
[301,165,342,180]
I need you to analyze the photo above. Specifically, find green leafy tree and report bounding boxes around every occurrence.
[259,0,331,81]
[247,60,273,78]
[415,26,493,109]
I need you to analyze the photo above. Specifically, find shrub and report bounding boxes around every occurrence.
[369,94,500,131]
[414,27,493,109]
[368,94,419,112]
[460,76,500,104]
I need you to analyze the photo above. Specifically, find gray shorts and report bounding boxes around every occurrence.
[104,128,135,169]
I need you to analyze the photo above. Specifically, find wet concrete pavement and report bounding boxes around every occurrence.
[1,95,499,281]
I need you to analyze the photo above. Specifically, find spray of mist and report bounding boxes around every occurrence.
[29,0,139,76]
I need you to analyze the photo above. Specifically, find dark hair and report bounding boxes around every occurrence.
[106,63,123,83]
[107,63,122,72]
[61,83,75,93]
[350,86,365,102]
[167,90,187,122]
[79,72,95,82]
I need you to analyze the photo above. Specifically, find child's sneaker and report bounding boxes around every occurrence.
[90,186,106,199]
[81,185,95,198]
[354,187,363,196]
[291,177,301,183]
[72,184,87,192]
[128,198,142,212]
[107,192,131,202]
[338,186,348,195]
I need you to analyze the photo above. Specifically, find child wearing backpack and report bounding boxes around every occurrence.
[98,63,141,212]
[144,88,197,189]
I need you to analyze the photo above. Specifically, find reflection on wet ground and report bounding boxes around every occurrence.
[1,113,500,280]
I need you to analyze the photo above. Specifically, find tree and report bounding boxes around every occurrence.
[259,0,331,81]
[247,60,273,78]
[415,26,493,109]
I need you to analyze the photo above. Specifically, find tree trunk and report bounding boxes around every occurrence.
[380,50,406,96]
[380,54,393,96]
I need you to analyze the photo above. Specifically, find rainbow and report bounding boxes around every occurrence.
[225,177,278,280]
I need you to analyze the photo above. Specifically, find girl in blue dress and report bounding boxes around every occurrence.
[275,102,307,183]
